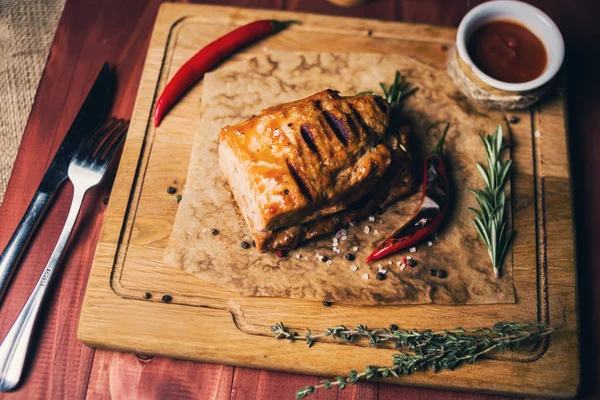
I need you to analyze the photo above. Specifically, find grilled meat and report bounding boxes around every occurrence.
[218,89,414,252]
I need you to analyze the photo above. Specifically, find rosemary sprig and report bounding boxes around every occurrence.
[468,125,513,278]
[380,71,418,111]
[358,71,417,111]
[271,321,553,399]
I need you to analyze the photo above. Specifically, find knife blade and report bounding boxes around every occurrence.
[0,63,114,301]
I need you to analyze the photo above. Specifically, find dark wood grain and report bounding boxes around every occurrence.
[0,0,597,398]
[86,352,233,399]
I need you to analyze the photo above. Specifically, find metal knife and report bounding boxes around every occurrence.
[0,63,114,301]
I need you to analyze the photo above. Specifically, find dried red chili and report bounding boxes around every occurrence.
[366,123,450,263]
[154,20,299,127]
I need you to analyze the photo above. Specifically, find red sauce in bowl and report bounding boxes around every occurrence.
[467,20,547,84]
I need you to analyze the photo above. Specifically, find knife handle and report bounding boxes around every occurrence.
[0,190,53,301]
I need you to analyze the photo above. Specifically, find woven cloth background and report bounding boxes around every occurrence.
[0,0,66,205]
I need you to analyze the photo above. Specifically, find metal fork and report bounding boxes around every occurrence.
[0,118,128,392]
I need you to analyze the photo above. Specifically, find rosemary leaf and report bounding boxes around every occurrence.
[379,71,418,111]
[469,125,513,278]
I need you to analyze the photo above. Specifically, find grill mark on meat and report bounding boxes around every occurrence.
[348,104,375,140]
[373,96,389,113]
[344,110,359,139]
[323,111,350,145]
[286,160,313,202]
[300,125,319,155]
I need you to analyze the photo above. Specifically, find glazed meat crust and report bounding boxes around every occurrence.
[218,89,414,252]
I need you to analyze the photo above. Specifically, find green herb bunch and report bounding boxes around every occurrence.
[359,71,417,133]
[380,71,418,111]
[271,321,552,398]
[469,125,513,278]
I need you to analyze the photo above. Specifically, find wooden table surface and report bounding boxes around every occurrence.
[0,0,597,399]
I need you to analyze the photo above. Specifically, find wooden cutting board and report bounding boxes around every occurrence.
[78,4,579,397]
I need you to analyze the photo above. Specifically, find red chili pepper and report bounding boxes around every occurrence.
[153,19,299,127]
[366,123,450,263]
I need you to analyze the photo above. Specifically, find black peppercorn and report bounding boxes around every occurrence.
[428,268,437,276]
[102,196,109,205]
[509,116,520,124]
[438,269,447,278]
[321,256,329,262]
[389,324,398,331]
[376,272,386,280]
[241,241,251,249]
[251,240,256,247]
[407,258,417,267]
[284,189,289,195]
[210,228,219,235]
[161,294,172,303]
[322,301,333,307]
[143,292,152,299]
[167,186,176,194]
[344,253,355,261]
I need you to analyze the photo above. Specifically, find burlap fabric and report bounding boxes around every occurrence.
[0,0,66,205]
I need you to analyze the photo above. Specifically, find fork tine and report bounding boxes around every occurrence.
[77,117,119,160]
[94,119,128,162]
[102,125,128,163]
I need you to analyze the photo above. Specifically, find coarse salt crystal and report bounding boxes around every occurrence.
[349,221,356,227]
[388,261,393,265]
[407,256,412,260]
[401,263,407,270]
[341,235,348,241]
[374,230,379,235]
[326,260,333,265]
[296,254,301,259]
[335,229,347,238]
[304,256,309,260]
[333,246,339,251]
[362,273,369,280]
[409,247,417,253]
[396,261,403,267]
[364,226,370,234]
[379,220,384,224]
[350,265,358,271]
[427,241,433,247]
[535,130,541,137]
[378,267,387,274]
[353,246,359,252]
[377,264,383,269]
[334,249,341,254]
[368,215,375,222]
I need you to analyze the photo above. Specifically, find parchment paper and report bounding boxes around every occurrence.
[164,52,515,305]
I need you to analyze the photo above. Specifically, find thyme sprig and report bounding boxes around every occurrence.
[468,125,513,278]
[271,321,552,399]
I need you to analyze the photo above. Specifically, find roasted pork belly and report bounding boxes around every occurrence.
[218,89,414,252]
